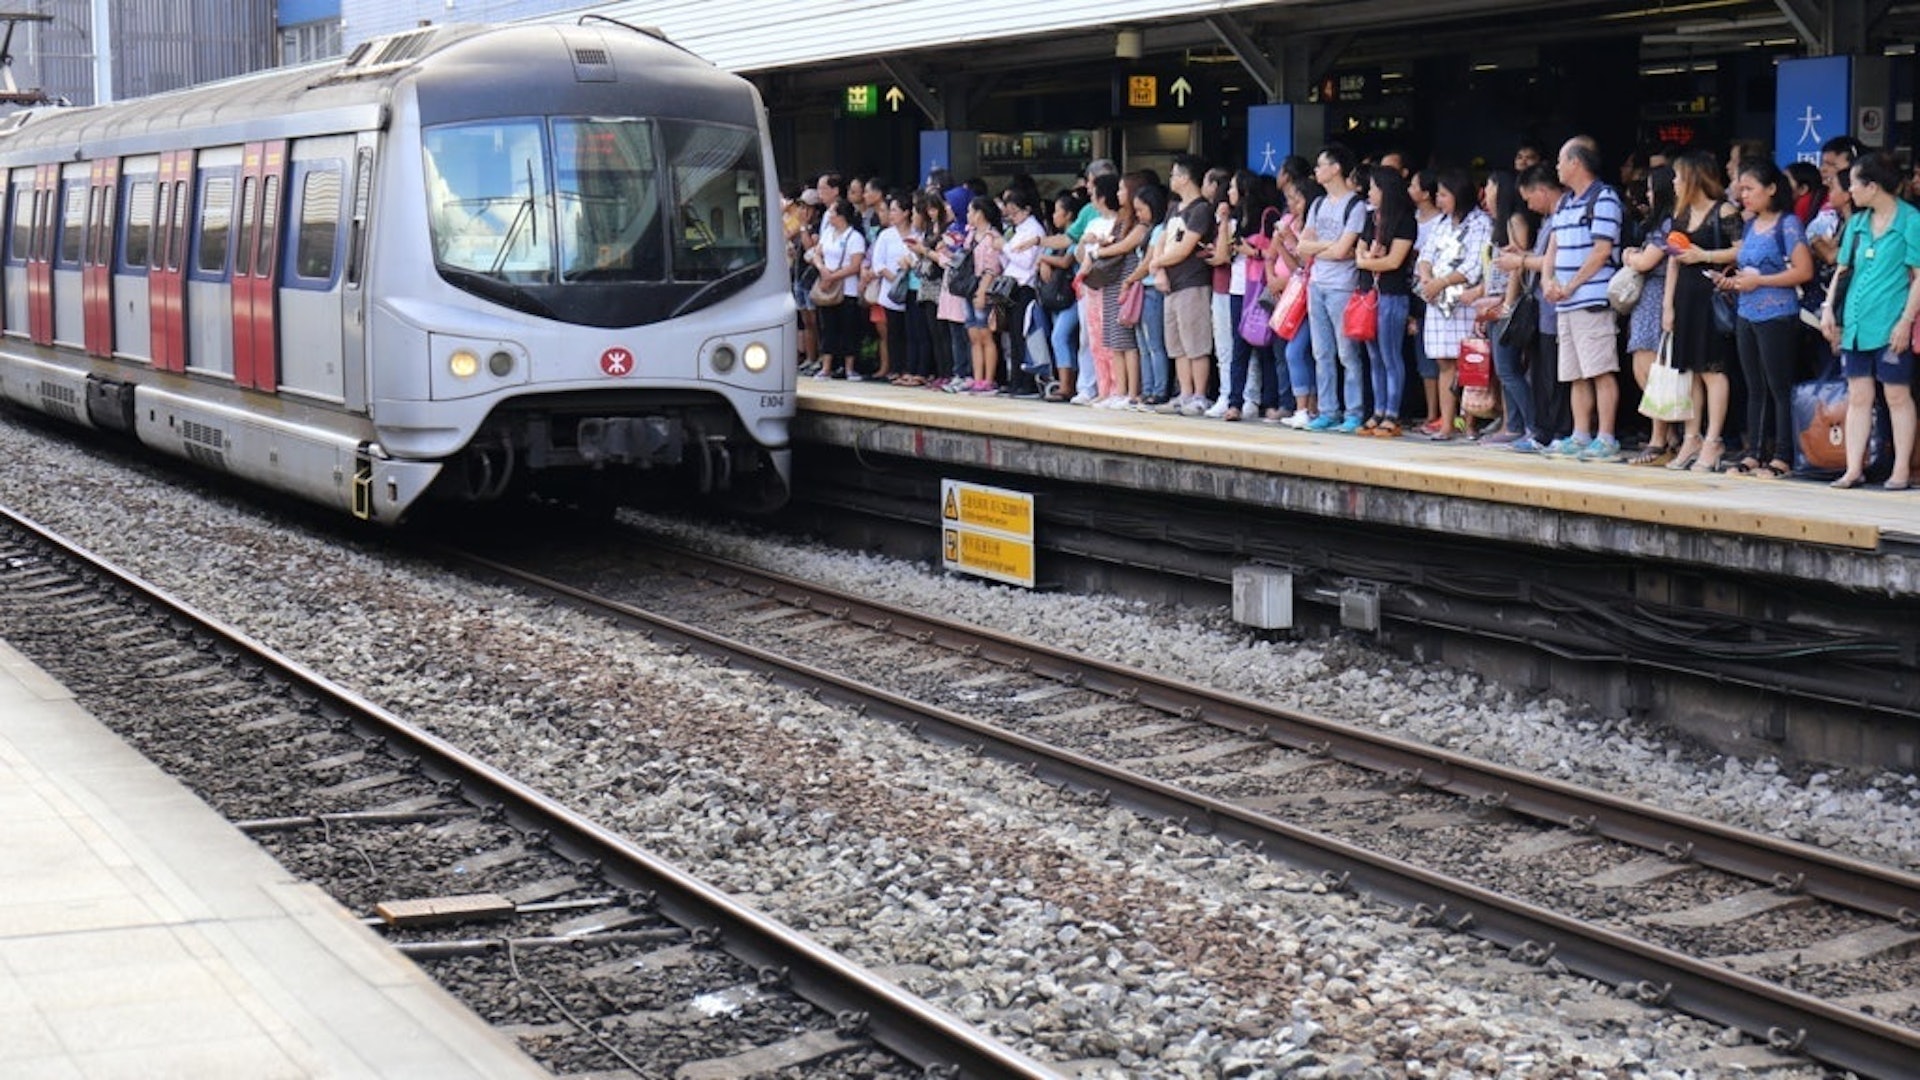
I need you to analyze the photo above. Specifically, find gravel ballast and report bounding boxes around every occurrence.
[4,410,1908,1077]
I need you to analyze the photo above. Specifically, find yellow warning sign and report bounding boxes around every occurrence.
[940,479,1036,588]
[1128,75,1158,109]
[945,528,1035,587]
[942,480,1033,535]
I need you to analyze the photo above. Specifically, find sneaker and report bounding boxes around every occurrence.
[1283,410,1314,430]
[1204,398,1232,418]
[812,368,833,380]
[1305,414,1340,431]
[1577,434,1622,462]
[1510,435,1545,454]
[1071,390,1097,405]
[943,379,965,393]
[1547,434,1592,458]
[1335,415,1364,434]
[1480,430,1521,446]
[1179,397,1208,417]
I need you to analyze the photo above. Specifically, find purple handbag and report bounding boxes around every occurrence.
[1238,272,1274,347]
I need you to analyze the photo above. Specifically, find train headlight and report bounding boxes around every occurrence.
[488,350,514,377]
[448,349,480,379]
[743,342,770,373]
[711,345,737,373]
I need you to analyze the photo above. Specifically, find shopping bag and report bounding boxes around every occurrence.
[1637,333,1696,422]
[1792,364,1891,479]
[1457,336,1492,389]
[1239,275,1273,346]
[1271,268,1310,341]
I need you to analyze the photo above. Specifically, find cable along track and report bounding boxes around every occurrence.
[436,532,1920,1080]
[0,506,1061,1080]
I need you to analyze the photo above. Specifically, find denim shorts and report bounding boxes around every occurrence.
[1842,346,1914,386]
[963,299,989,330]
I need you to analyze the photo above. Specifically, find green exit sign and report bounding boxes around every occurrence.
[844,83,879,117]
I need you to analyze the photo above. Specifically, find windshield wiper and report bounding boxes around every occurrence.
[666,260,765,320]
[436,264,557,319]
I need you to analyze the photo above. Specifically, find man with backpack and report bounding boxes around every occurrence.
[1540,137,1626,461]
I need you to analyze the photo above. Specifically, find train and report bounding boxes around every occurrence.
[0,18,793,522]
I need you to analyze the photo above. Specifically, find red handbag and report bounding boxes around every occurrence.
[1117,280,1144,327]
[1271,265,1310,341]
[1343,288,1378,342]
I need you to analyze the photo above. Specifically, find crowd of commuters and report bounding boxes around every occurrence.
[782,131,1920,490]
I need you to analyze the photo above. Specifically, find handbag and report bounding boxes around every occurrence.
[1708,210,1735,336]
[1036,265,1075,311]
[887,274,912,307]
[1461,383,1501,420]
[1607,264,1644,313]
[1343,288,1379,343]
[809,232,848,307]
[1498,276,1539,347]
[1118,280,1145,327]
[1272,265,1311,341]
[1238,274,1273,346]
[944,245,978,299]
[1638,332,1696,422]
[987,273,1016,305]
[1081,253,1126,289]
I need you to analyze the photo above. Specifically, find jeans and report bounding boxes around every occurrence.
[1308,284,1366,419]
[1140,289,1170,399]
[1228,294,1281,410]
[1050,298,1080,372]
[1366,292,1409,420]
[1493,333,1532,435]
[1212,291,1234,401]
[1284,323,1314,408]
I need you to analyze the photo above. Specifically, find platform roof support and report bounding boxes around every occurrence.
[1205,14,1278,102]
[879,56,944,129]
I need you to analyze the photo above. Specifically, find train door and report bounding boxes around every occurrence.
[340,140,374,413]
[277,136,352,403]
[51,161,89,349]
[3,171,29,336]
[26,163,55,346]
[185,147,240,379]
[113,157,158,363]
[233,140,285,392]
[81,157,119,359]
[150,149,193,373]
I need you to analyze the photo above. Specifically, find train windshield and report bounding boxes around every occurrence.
[422,116,768,324]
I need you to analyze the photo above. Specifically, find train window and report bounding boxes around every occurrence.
[295,168,340,280]
[552,117,663,282]
[95,178,116,267]
[346,148,371,287]
[169,180,188,272]
[8,185,28,262]
[256,174,279,276]
[662,120,765,282]
[59,182,85,266]
[422,120,552,283]
[235,176,256,278]
[197,175,233,274]
[123,180,154,270]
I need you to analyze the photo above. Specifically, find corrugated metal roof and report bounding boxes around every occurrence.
[343,0,1278,73]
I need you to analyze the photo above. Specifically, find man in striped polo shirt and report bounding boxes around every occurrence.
[1540,137,1624,461]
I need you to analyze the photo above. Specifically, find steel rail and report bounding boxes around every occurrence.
[632,544,1920,926]
[440,542,1920,1080]
[0,507,1063,1080]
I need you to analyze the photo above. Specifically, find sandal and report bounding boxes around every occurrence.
[1666,435,1703,471]
[1628,445,1672,467]
[1375,419,1403,438]
[1750,459,1791,479]
[1690,436,1724,473]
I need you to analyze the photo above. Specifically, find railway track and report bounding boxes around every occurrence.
[435,523,1920,1080]
[0,505,1060,1080]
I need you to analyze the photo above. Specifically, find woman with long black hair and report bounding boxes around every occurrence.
[809,198,867,381]
[1621,166,1677,463]
[1477,169,1541,445]
[1354,168,1416,436]
[1415,168,1492,439]
[1661,149,1744,471]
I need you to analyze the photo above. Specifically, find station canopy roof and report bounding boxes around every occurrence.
[554,0,1906,76]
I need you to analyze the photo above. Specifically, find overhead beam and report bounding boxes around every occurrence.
[1774,0,1825,51]
[1204,14,1278,102]
[878,56,944,128]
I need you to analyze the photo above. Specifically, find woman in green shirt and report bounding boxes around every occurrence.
[1821,153,1920,490]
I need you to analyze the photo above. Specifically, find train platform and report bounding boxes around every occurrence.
[795,381,1920,598]
[0,640,549,1080]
